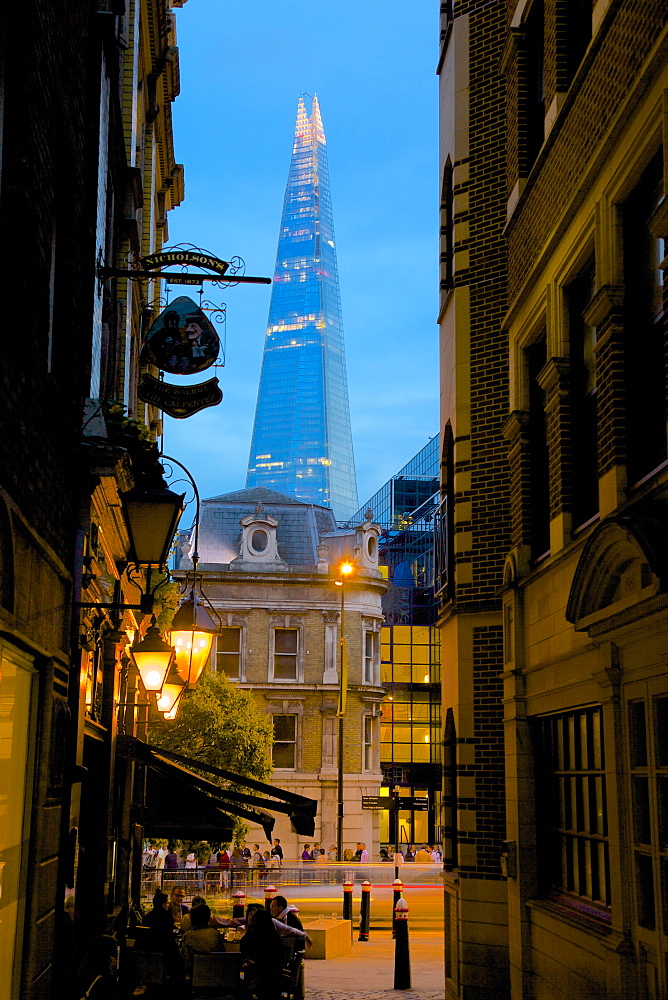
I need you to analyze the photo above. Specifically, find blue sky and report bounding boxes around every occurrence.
[163,1,439,508]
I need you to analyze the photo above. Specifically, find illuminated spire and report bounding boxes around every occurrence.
[312,93,325,145]
[247,96,358,521]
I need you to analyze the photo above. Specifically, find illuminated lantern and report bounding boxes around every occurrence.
[168,591,217,687]
[156,666,186,716]
[130,620,174,693]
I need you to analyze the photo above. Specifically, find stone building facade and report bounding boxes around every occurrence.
[175,487,387,859]
[501,1,668,998]
[439,0,668,998]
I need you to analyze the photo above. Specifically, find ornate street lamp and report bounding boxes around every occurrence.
[156,665,186,717]
[129,619,175,693]
[160,454,220,689]
[120,482,185,567]
[168,590,218,687]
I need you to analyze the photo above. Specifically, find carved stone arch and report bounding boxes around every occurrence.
[503,552,518,589]
[566,511,668,628]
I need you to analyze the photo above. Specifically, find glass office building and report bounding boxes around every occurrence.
[349,436,444,849]
[247,95,358,521]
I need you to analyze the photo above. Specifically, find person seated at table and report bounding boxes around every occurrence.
[72,934,120,1000]
[179,896,231,932]
[266,897,309,1000]
[269,895,303,932]
[166,886,190,927]
[243,903,309,943]
[239,907,289,1000]
[137,892,183,979]
[141,891,175,943]
[182,904,225,964]
[315,849,328,865]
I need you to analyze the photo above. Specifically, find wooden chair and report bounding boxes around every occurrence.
[191,952,243,997]
[128,950,165,986]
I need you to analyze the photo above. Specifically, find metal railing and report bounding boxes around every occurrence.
[140,863,444,907]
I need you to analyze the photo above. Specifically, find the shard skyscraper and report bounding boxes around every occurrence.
[246,95,358,521]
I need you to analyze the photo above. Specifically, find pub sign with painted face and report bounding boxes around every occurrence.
[144,296,220,375]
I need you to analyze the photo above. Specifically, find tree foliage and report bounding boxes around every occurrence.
[150,670,273,782]
[150,671,274,845]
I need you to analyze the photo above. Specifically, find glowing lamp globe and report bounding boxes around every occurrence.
[156,666,186,715]
[130,622,174,693]
[168,591,217,687]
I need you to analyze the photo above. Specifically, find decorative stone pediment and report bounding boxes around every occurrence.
[566,510,668,632]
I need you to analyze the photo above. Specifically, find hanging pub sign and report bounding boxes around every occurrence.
[138,373,223,419]
[120,243,271,420]
[144,296,220,376]
[139,249,230,275]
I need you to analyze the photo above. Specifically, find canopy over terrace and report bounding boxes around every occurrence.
[118,735,317,841]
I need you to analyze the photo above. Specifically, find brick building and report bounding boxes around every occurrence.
[175,486,387,859]
[437,0,511,994]
[0,2,187,996]
[439,0,668,998]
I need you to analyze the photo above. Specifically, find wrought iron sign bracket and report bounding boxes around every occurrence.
[98,267,271,285]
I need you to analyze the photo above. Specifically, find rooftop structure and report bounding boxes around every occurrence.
[246,95,358,521]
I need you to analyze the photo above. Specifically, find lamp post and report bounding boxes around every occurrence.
[335,561,354,863]
[161,453,221,690]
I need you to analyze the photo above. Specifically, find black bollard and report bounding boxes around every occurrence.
[343,880,353,940]
[264,884,277,911]
[392,878,403,939]
[232,890,246,920]
[393,896,411,990]
[358,880,371,941]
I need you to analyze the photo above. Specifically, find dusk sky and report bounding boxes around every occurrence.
[163,1,439,512]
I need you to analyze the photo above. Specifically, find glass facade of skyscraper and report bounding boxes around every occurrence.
[247,95,358,521]
[350,436,443,849]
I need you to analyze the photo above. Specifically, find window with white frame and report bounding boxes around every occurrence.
[364,716,374,770]
[216,627,242,679]
[273,714,297,769]
[273,627,299,680]
[364,631,378,685]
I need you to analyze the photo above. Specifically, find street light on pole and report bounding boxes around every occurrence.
[335,560,354,863]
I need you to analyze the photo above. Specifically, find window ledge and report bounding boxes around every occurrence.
[526,897,622,947]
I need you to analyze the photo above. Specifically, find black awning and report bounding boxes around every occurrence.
[118,736,317,837]
[141,759,236,841]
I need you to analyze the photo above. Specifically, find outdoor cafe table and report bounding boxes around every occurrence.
[302,918,352,960]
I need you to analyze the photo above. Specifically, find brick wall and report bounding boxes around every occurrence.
[452,0,511,610]
[0,2,94,566]
[505,0,664,299]
[469,625,505,879]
